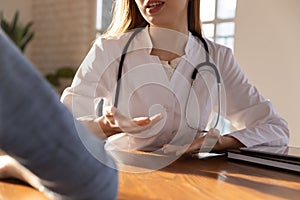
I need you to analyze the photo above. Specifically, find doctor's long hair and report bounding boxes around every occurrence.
[102,0,202,38]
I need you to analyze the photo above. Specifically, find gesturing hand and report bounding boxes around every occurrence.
[97,106,163,137]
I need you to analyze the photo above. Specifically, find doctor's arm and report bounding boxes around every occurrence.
[204,47,289,151]
[219,47,289,148]
[62,83,163,139]
[164,45,288,155]
[61,71,163,139]
[61,39,163,139]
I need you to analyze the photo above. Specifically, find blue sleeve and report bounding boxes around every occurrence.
[0,31,118,200]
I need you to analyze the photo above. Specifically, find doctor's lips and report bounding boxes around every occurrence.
[145,1,165,13]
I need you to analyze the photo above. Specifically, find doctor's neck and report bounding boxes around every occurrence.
[149,26,189,61]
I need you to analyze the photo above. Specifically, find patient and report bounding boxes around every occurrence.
[0,30,118,199]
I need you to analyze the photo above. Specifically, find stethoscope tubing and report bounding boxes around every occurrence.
[114,27,222,131]
[114,28,144,108]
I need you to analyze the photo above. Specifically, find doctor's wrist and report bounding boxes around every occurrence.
[213,136,245,151]
[96,116,122,137]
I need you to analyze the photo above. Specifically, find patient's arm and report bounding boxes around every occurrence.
[0,30,118,200]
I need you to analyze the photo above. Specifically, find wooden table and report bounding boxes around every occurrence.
[1,154,300,200]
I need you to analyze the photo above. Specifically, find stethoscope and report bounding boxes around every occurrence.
[113,27,222,132]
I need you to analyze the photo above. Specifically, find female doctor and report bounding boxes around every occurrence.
[61,0,289,155]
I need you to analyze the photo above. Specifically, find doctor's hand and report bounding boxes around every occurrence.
[96,106,163,137]
[162,128,221,156]
[162,129,244,156]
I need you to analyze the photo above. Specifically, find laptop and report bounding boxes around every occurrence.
[227,146,300,173]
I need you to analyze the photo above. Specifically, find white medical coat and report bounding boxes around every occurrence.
[61,27,289,151]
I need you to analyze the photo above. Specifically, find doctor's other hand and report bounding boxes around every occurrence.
[96,106,163,137]
[162,128,244,156]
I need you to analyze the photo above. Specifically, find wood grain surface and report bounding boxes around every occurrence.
[0,152,299,200]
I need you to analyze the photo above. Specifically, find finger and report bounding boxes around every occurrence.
[108,107,141,131]
[132,117,151,126]
[162,144,179,154]
[149,113,163,125]
[105,115,116,126]
[111,106,163,133]
[129,113,163,132]
[111,107,134,126]
[175,144,191,156]
[184,140,202,154]
[103,106,116,124]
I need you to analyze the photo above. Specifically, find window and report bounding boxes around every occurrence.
[96,0,113,33]
[200,0,237,50]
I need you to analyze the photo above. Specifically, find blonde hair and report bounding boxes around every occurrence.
[102,0,202,38]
